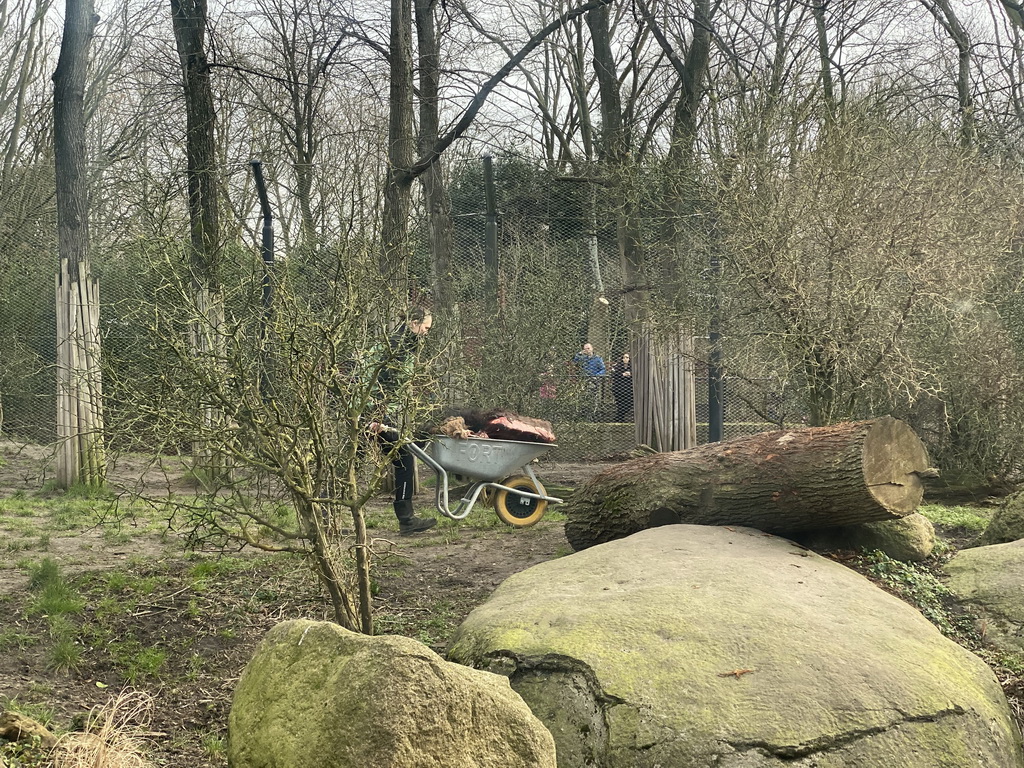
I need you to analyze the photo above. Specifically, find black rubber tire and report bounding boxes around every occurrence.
[494,475,548,528]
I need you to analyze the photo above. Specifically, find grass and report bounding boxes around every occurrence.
[26,579,85,618]
[126,647,169,684]
[0,627,36,651]
[47,635,82,674]
[918,503,992,534]
[25,559,85,619]
[2,513,44,535]
[374,597,463,647]
[0,490,163,549]
[0,698,58,732]
[189,556,253,581]
[201,733,227,760]
[28,558,61,589]
[19,560,86,675]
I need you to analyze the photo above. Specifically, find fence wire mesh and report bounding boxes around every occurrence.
[2,153,798,468]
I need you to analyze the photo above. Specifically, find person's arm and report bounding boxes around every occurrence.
[595,357,606,376]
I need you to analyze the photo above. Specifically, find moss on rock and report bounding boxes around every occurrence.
[228,620,555,768]
[944,539,1024,654]
[450,525,1022,767]
[975,492,1024,547]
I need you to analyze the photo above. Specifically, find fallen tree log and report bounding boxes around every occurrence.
[564,416,933,551]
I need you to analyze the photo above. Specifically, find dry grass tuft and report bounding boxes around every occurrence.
[53,690,155,768]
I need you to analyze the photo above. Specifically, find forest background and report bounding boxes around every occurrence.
[2,0,1024,485]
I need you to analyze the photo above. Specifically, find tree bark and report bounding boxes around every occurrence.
[171,0,227,472]
[380,0,416,290]
[564,416,932,551]
[170,0,220,289]
[920,0,975,148]
[53,0,94,285]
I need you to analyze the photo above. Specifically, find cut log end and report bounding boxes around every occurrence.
[861,416,930,515]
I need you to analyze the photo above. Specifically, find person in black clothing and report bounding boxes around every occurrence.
[610,352,633,422]
[372,307,437,535]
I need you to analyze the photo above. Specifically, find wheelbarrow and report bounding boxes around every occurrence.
[403,436,564,527]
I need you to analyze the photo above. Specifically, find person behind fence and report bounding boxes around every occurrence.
[610,351,633,422]
[572,342,605,418]
[369,306,437,536]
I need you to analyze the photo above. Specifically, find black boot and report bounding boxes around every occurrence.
[394,500,437,536]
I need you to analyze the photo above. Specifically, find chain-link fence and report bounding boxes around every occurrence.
[419,154,795,461]
[0,164,58,445]
[0,154,800,470]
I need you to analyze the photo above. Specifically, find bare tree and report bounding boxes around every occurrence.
[224,0,358,246]
[1,0,55,180]
[415,0,455,312]
[53,0,104,487]
[112,254,441,631]
[379,0,615,294]
[0,0,57,435]
[920,0,975,147]
[716,110,1017,426]
[170,0,228,473]
[586,0,716,450]
[170,0,221,293]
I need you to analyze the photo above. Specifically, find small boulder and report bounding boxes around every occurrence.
[974,492,1024,547]
[943,539,1024,653]
[228,619,555,768]
[793,512,935,561]
[0,711,57,751]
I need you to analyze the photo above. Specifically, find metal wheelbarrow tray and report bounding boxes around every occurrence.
[405,436,563,526]
[427,436,553,482]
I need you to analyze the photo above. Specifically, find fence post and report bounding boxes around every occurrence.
[250,160,275,399]
[708,250,724,442]
[482,155,499,312]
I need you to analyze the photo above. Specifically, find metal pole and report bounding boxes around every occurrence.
[250,160,275,397]
[482,155,499,311]
[708,250,724,442]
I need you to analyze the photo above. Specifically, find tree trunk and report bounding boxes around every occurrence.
[55,259,104,488]
[920,0,975,148]
[172,0,227,469]
[564,416,931,551]
[170,0,220,289]
[381,0,416,292]
[54,0,104,488]
[589,0,715,452]
[415,0,455,314]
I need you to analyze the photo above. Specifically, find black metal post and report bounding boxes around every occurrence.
[482,155,499,311]
[708,250,724,442]
[250,160,275,398]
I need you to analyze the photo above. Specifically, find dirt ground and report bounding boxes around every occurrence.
[0,440,607,767]
[2,441,1020,766]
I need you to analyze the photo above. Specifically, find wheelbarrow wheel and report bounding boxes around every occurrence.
[494,475,548,528]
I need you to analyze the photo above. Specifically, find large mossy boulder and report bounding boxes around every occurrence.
[449,525,1022,767]
[944,539,1024,653]
[229,620,556,768]
[974,492,1024,547]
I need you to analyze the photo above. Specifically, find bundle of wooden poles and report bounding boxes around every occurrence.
[55,256,104,488]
